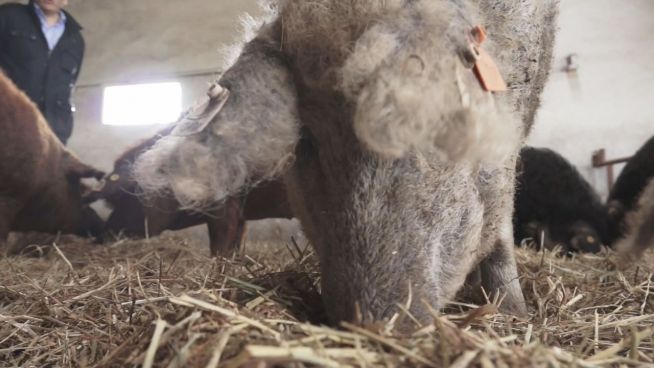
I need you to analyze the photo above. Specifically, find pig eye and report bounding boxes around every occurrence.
[109,174,120,181]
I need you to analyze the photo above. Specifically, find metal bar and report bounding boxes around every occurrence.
[593,156,632,167]
[591,148,632,190]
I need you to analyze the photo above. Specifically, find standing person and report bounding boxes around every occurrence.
[0,0,84,145]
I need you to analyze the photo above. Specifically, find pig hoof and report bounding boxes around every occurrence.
[498,298,528,318]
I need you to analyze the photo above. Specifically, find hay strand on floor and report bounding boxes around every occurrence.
[0,234,653,367]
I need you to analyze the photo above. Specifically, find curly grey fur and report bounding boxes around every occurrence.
[134,24,299,208]
[135,0,558,327]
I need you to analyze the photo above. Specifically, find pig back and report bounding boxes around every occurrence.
[0,72,63,196]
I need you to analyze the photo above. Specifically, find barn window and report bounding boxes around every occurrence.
[101,82,182,126]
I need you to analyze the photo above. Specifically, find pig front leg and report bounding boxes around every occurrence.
[479,240,527,317]
[475,166,527,317]
[207,197,245,257]
[0,198,19,257]
[0,224,8,257]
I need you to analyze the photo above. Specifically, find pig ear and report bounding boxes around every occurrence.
[62,151,105,180]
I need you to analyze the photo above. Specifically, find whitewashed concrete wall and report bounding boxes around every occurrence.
[528,0,654,198]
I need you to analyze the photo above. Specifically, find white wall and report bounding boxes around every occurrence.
[67,0,262,85]
[528,0,654,198]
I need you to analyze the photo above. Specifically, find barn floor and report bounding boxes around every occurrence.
[0,234,653,367]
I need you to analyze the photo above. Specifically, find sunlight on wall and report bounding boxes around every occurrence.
[101,82,182,126]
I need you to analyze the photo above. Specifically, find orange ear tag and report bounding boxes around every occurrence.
[471,25,487,44]
[473,47,507,92]
[469,25,507,92]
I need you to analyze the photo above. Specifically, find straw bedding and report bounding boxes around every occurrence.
[0,234,652,367]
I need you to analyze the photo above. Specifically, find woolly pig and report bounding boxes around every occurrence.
[135,0,558,327]
[607,135,654,243]
[514,147,609,253]
[0,72,104,256]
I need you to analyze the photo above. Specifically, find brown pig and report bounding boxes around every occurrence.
[0,72,104,256]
